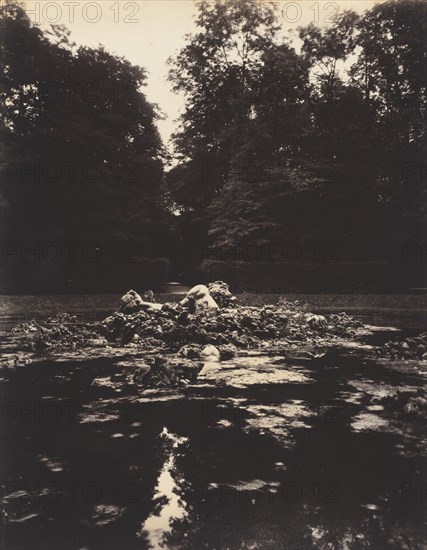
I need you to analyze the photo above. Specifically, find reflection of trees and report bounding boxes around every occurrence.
[139,427,192,549]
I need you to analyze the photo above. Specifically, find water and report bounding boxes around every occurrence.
[1,297,426,549]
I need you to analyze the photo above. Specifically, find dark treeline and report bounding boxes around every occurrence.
[167,0,426,289]
[1,0,171,291]
[1,0,426,292]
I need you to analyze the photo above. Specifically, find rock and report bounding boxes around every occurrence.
[120,290,144,313]
[403,395,427,418]
[179,285,219,314]
[178,344,201,359]
[175,360,203,383]
[133,356,203,388]
[11,321,40,334]
[306,314,327,331]
[177,311,190,325]
[141,290,155,302]
[201,345,220,362]
[133,364,154,387]
[382,332,427,360]
[133,356,176,387]
[416,344,425,356]
[120,290,162,314]
[8,283,375,359]
[47,313,77,324]
[208,281,236,308]
[34,338,51,351]
[219,343,238,360]
[87,337,108,347]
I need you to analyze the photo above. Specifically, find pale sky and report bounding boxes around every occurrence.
[24,0,383,148]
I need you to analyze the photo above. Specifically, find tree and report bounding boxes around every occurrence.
[167,0,285,210]
[349,0,427,250]
[193,0,426,265]
[1,0,168,255]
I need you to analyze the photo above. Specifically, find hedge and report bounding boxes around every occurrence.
[194,260,425,293]
[1,257,170,294]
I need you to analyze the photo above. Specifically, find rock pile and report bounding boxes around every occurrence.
[133,356,203,388]
[403,392,427,419]
[9,284,408,388]
[10,313,100,351]
[382,333,427,360]
[208,281,236,308]
[9,283,367,356]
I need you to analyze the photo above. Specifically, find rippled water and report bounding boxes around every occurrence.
[1,297,426,549]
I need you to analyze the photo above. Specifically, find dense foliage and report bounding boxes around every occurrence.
[168,0,427,277]
[1,1,171,291]
[1,0,425,291]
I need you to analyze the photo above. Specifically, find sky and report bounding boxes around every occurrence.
[24,0,383,148]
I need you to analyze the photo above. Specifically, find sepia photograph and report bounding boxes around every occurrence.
[0,0,426,548]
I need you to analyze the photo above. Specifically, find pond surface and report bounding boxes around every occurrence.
[1,297,426,549]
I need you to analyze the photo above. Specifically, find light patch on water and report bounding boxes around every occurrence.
[136,394,185,403]
[310,525,368,548]
[198,356,312,388]
[86,504,125,527]
[139,428,189,549]
[116,360,151,368]
[9,513,39,523]
[217,419,232,427]
[365,325,399,332]
[311,526,327,541]
[349,380,400,402]
[244,403,312,445]
[37,455,65,472]
[339,389,372,406]
[361,503,381,511]
[91,377,122,392]
[47,348,148,363]
[351,413,389,433]
[230,479,269,491]
[79,411,120,424]
[338,341,375,351]
[367,405,385,411]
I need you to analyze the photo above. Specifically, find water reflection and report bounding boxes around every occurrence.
[139,428,189,549]
[1,317,426,548]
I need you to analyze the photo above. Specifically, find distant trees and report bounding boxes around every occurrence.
[167,0,285,210]
[1,0,169,259]
[2,0,425,290]
[350,0,427,246]
[168,0,426,270]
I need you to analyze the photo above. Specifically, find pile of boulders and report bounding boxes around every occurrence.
[403,391,427,419]
[8,282,407,388]
[208,281,236,308]
[99,284,364,350]
[9,283,367,356]
[381,333,427,360]
[133,355,203,388]
[10,313,101,351]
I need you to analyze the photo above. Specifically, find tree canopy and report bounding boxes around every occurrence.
[1,0,425,290]
[168,0,426,266]
[1,0,169,257]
